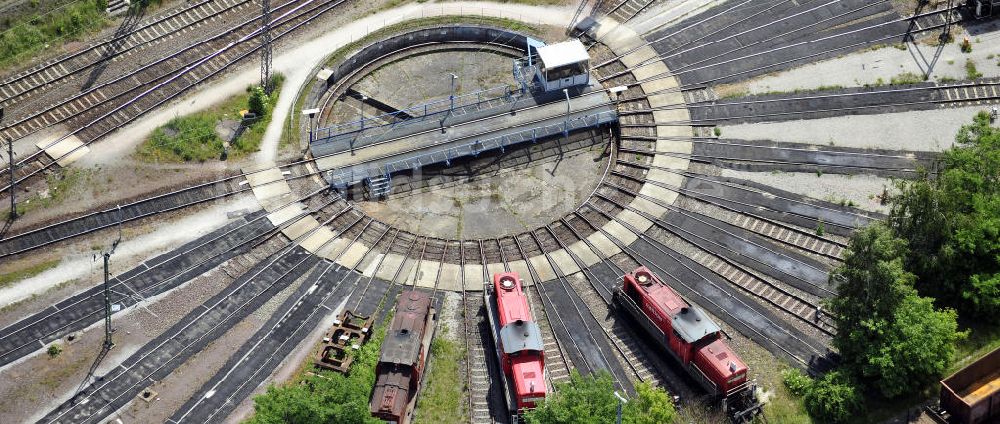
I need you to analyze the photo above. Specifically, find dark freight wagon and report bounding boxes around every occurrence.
[938,346,1000,424]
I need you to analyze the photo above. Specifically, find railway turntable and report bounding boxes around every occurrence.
[307,35,617,198]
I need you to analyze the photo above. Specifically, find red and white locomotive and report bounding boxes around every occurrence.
[485,272,547,417]
[614,266,762,423]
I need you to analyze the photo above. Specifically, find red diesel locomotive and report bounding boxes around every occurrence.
[370,291,437,424]
[485,272,547,416]
[614,266,762,423]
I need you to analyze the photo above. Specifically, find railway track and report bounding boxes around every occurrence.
[0,157,318,258]
[597,1,959,87]
[166,218,390,423]
[602,0,657,25]
[0,185,340,368]
[37,189,363,423]
[506,232,635,393]
[588,33,838,363]
[0,0,353,193]
[572,202,833,370]
[0,0,258,112]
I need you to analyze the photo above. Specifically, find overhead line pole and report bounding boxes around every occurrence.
[102,205,123,350]
[2,108,14,220]
[260,0,273,94]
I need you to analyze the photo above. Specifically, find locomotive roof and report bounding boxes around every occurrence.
[499,320,544,354]
[380,291,432,366]
[632,268,721,343]
[672,306,721,344]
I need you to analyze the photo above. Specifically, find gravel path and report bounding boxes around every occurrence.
[720,105,988,151]
[720,168,896,214]
[0,195,258,307]
[741,22,1000,94]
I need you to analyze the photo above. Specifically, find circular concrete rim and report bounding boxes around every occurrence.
[276,20,692,292]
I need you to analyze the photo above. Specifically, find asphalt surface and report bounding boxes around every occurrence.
[681,173,879,235]
[38,245,318,424]
[655,211,835,297]
[689,84,939,124]
[647,0,907,86]
[692,138,932,177]
[535,275,635,395]
[0,211,272,368]
[0,180,248,258]
[167,261,361,423]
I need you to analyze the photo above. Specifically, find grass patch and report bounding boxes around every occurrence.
[137,74,285,162]
[965,59,983,80]
[413,326,466,423]
[0,259,61,289]
[0,0,110,71]
[889,71,925,85]
[949,323,1000,375]
[14,168,91,216]
[765,370,813,424]
[758,85,845,95]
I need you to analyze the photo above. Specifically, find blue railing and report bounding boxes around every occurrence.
[312,83,525,144]
[326,109,618,190]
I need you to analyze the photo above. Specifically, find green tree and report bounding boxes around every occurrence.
[828,224,913,347]
[889,111,1000,320]
[523,371,618,424]
[829,224,964,397]
[524,371,675,424]
[622,382,677,424]
[802,371,863,424]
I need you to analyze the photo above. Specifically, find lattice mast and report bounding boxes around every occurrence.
[260,0,273,94]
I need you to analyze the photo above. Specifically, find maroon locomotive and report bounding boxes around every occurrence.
[484,272,547,417]
[370,291,437,424]
[613,266,762,423]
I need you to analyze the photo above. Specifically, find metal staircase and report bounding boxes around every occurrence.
[366,175,392,198]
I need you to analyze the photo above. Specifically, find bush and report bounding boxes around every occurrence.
[622,382,677,424]
[781,369,813,397]
[247,324,387,424]
[830,224,964,397]
[524,371,676,424]
[47,344,62,358]
[248,86,270,117]
[802,372,864,424]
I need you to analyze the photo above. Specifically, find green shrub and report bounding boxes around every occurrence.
[781,369,813,397]
[47,344,62,358]
[802,372,864,424]
[248,86,269,117]
[524,371,676,424]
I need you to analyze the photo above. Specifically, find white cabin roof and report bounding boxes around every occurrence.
[536,40,589,69]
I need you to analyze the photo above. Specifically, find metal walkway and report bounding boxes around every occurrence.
[313,82,618,196]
